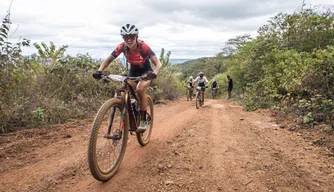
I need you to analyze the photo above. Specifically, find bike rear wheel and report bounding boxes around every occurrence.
[88,97,129,181]
[136,95,154,146]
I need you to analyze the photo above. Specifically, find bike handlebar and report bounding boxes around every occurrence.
[100,74,150,83]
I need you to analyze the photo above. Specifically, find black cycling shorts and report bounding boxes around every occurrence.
[198,82,205,87]
[128,60,153,77]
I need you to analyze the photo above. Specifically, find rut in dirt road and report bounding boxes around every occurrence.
[0,98,333,192]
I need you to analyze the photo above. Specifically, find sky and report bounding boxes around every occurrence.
[0,0,333,59]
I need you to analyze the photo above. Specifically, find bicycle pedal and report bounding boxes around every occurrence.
[105,133,122,140]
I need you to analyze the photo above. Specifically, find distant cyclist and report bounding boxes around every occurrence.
[92,24,162,132]
[194,72,209,104]
[211,79,219,99]
[186,76,194,88]
[211,79,219,89]
[185,76,195,100]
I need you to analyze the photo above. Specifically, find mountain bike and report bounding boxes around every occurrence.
[88,74,154,181]
[186,85,194,101]
[212,87,218,100]
[195,86,208,109]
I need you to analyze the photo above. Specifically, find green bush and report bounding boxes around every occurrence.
[150,71,183,102]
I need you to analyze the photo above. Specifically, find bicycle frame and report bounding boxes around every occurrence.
[212,87,217,98]
[88,74,154,181]
[196,86,206,95]
[195,85,208,107]
[102,75,145,133]
[117,83,138,131]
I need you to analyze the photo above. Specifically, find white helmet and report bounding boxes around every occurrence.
[189,76,193,80]
[120,24,139,36]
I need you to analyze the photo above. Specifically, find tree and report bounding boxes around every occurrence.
[0,2,31,133]
[0,2,30,94]
[159,48,171,69]
[258,7,334,52]
[211,56,228,74]
[33,41,68,66]
[220,34,253,56]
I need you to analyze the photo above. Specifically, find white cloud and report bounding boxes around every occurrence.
[0,0,333,59]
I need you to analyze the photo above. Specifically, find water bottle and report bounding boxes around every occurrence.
[131,99,137,114]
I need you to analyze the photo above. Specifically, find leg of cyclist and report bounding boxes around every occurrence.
[136,79,151,132]
[127,67,150,132]
[190,87,193,100]
[202,87,205,104]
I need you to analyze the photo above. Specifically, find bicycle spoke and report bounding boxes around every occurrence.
[94,104,125,174]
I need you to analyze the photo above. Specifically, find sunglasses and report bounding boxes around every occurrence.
[123,35,137,40]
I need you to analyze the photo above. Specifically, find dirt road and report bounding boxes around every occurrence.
[0,98,333,192]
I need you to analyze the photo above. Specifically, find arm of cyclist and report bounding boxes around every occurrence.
[185,80,189,87]
[193,76,199,83]
[93,42,125,79]
[138,43,161,79]
[204,77,209,87]
[192,77,198,88]
[93,55,116,79]
[99,55,116,72]
[148,55,162,79]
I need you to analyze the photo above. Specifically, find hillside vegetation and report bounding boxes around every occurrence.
[0,9,180,133]
[1,4,333,133]
[176,5,334,130]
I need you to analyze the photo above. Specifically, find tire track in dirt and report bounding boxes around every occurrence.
[68,99,202,192]
[241,110,334,192]
[212,100,334,192]
[206,100,267,191]
[0,122,92,192]
[0,98,333,192]
[171,99,270,192]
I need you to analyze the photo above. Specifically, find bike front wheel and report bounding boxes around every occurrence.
[88,97,129,181]
[136,95,154,146]
[195,91,200,109]
[212,90,216,99]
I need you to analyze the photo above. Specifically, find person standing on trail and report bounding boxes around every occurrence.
[92,24,162,133]
[227,75,233,100]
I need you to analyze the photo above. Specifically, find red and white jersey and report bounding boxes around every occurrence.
[111,40,155,66]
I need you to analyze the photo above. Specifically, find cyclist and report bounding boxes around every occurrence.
[211,79,219,98]
[194,72,209,105]
[186,76,194,87]
[185,76,195,100]
[211,79,219,89]
[92,24,162,132]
